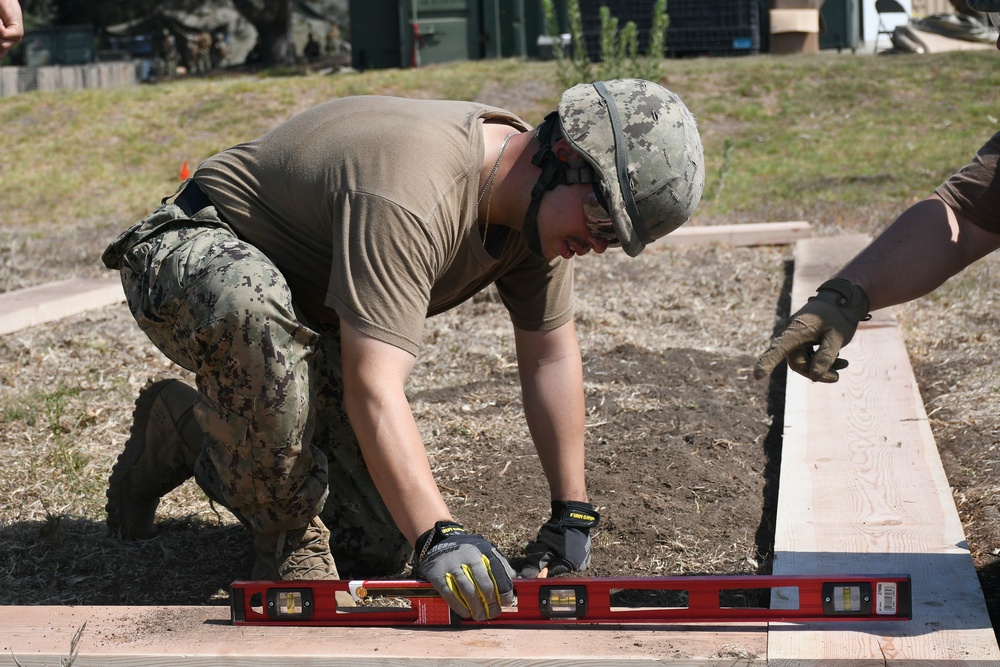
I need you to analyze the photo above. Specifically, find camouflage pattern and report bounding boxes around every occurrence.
[558,79,705,257]
[104,201,411,577]
[967,0,1000,11]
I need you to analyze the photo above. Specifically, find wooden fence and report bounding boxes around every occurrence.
[0,62,137,97]
[912,0,958,16]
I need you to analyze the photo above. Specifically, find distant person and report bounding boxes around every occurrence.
[0,0,23,59]
[189,30,212,73]
[159,29,179,77]
[325,24,342,55]
[101,79,704,622]
[754,1,1000,384]
[211,31,229,69]
[304,32,321,61]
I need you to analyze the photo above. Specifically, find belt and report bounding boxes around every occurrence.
[173,180,222,219]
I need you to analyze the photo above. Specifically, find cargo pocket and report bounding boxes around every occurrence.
[119,241,163,325]
[102,221,144,270]
[194,394,258,509]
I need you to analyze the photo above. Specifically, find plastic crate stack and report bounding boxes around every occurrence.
[577,0,761,60]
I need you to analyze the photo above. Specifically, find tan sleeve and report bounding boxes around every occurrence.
[495,253,575,332]
[935,132,1000,234]
[326,192,438,357]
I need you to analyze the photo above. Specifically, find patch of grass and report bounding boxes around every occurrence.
[3,52,998,234]
[1,397,37,425]
[1,382,106,509]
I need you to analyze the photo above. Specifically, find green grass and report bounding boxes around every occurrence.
[1,51,998,234]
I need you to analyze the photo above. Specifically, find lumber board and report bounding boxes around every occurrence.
[661,221,811,248]
[768,234,1000,665]
[0,605,767,666]
[903,27,996,54]
[0,277,123,336]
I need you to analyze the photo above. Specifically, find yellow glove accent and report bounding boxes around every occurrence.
[465,562,490,619]
[444,559,504,620]
[444,572,472,618]
[480,554,503,618]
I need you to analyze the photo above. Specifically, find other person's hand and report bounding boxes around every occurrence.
[754,278,870,383]
[520,500,600,578]
[0,0,24,59]
[414,521,515,621]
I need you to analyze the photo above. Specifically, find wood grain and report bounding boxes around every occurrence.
[0,604,767,666]
[768,235,1000,664]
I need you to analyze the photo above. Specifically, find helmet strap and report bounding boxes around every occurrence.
[522,112,597,258]
[593,81,650,245]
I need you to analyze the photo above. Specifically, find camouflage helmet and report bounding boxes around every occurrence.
[966,0,1000,10]
[559,79,705,257]
[966,0,1000,28]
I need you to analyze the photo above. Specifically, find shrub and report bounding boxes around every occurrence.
[542,0,669,88]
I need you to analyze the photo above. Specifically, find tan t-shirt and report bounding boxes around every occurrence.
[936,131,1000,234]
[194,95,574,355]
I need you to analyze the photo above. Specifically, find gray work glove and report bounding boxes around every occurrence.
[754,278,870,383]
[413,521,515,621]
[520,500,600,578]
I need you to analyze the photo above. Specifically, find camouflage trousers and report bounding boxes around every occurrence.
[104,199,412,576]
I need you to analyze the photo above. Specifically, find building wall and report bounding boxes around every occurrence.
[911,0,954,16]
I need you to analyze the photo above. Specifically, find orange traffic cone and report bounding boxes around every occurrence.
[179,161,190,181]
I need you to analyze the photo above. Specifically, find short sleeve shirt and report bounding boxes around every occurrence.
[194,96,574,355]
[935,131,1000,234]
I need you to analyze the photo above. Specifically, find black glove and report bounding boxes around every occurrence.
[520,500,600,578]
[413,521,515,621]
[754,278,871,383]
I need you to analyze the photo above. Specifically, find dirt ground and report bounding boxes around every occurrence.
[0,221,782,601]
[1,206,1000,636]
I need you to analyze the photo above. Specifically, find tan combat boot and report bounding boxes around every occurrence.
[106,376,203,539]
[252,515,341,580]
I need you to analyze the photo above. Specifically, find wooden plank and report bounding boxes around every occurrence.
[904,27,996,54]
[768,235,1000,665]
[0,277,124,336]
[661,222,811,248]
[0,605,767,666]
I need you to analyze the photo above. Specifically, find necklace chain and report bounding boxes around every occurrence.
[479,132,517,241]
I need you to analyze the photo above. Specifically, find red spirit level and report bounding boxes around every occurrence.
[231,574,911,627]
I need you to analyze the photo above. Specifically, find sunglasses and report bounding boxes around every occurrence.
[583,183,621,247]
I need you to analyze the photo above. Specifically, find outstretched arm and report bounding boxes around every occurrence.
[339,319,514,620]
[339,319,450,543]
[755,195,1000,383]
[838,195,1000,311]
[514,320,600,578]
[513,319,588,503]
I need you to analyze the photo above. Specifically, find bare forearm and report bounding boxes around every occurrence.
[837,196,1000,311]
[344,389,451,545]
[340,320,451,545]
[515,322,588,502]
